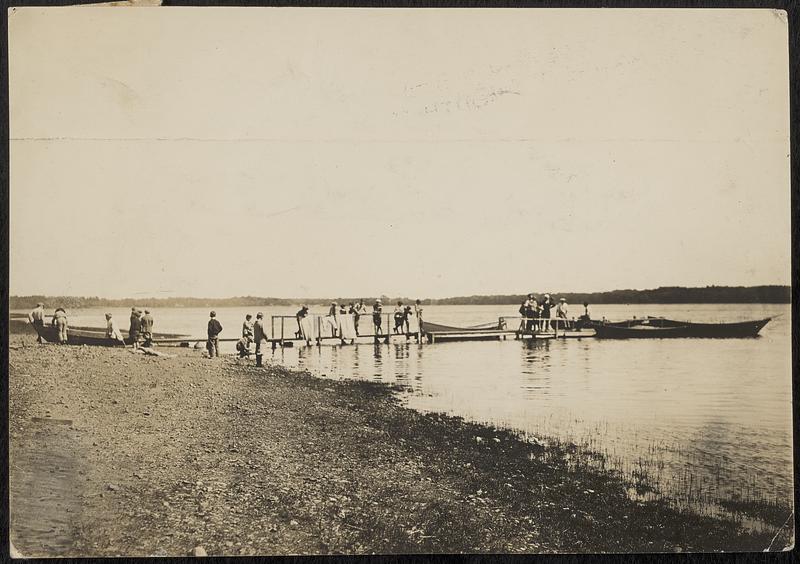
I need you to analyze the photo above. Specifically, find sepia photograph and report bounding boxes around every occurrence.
[6,4,794,556]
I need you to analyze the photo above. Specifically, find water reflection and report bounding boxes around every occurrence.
[266,304,792,517]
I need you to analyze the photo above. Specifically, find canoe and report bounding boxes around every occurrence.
[593,317,771,339]
[421,320,505,333]
[32,324,189,346]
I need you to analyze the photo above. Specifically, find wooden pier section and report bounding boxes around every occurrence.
[153,315,595,349]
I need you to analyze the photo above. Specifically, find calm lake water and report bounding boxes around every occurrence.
[16,303,793,519]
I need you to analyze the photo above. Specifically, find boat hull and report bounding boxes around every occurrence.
[32,324,188,346]
[593,318,771,339]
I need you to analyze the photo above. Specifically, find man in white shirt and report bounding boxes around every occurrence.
[28,302,46,343]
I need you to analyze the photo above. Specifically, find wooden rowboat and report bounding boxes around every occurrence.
[32,323,189,346]
[593,317,771,339]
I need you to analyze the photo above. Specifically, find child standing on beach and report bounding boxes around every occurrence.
[207,311,223,358]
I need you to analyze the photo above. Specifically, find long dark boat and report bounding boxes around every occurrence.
[593,317,771,339]
[32,323,188,346]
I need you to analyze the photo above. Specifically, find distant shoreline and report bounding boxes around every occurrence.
[8,286,791,309]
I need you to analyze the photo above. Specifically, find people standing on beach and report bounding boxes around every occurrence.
[242,314,254,352]
[28,302,46,343]
[373,300,383,335]
[414,300,424,334]
[105,313,125,345]
[393,301,405,334]
[52,308,68,344]
[207,311,223,358]
[140,309,154,347]
[296,305,309,340]
[353,299,367,336]
[253,312,268,354]
[129,307,141,350]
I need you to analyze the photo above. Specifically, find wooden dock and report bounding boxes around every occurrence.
[153,315,595,348]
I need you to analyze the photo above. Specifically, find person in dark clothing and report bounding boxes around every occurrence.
[403,305,413,334]
[393,301,405,334]
[576,302,592,330]
[236,337,250,358]
[540,294,555,331]
[373,301,383,335]
[254,312,268,354]
[129,307,142,350]
[207,311,223,358]
[296,305,309,340]
[140,309,154,347]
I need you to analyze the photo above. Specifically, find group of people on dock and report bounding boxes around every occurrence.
[518,294,590,332]
[29,294,590,354]
[293,299,424,342]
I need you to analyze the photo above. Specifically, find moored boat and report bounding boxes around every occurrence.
[593,317,771,339]
[32,323,189,346]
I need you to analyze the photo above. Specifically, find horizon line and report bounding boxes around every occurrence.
[8,284,792,302]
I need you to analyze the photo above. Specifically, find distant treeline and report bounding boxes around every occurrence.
[424,286,791,305]
[8,286,790,310]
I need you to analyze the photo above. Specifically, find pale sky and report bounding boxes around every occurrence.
[9,7,790,299]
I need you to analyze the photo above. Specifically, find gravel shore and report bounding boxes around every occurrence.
[8,336,779,555]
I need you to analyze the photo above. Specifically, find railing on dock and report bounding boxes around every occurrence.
[500,315,578,338]
[270,313,423,347]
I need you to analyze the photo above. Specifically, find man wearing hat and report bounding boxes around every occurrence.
[129,307,142,350]
[28,302,46,343]
[140,309,154,347]
[556,297,570,330]
[207,311,223,358]
[295,305,310,340]
[253,312,268,355]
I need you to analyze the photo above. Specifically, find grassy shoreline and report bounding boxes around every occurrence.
[8,338,792,555]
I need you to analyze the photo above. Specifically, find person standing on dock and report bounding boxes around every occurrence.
[253,312,268,355]
[296,305,309,340]
[393,301,405,334]
[541,294,555,332]
[328,302,339,338]
[414,300,424,334]
[353,299,367,336]
[373,300,383,335]
[518,297,529,332]
[207,311,223,358]
[28,302,46,343]
[129,308,142,350]
[105,313,125,346]
[140,309,154,347]
[403,305,413,334]
[52,308,68,344]
[556,298,570,330]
